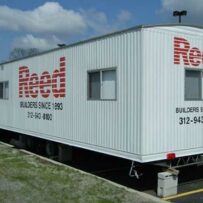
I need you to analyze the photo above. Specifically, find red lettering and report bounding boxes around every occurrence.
[19,66,30,98]
[40,71,51,98]
[189,47,201,67]
[29,73,39,98]
[52,68,66,98]
[18,57,66,98]
[174,37,190,65]
[174,37,203,67]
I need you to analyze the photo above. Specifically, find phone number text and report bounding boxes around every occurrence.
[179,116,203,125]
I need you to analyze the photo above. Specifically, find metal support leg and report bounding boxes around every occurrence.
[128,161,142,179]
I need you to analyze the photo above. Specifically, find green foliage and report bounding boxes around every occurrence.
[9,48,40,60]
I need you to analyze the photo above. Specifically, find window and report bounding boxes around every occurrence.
[102,70,116,100]
[89,72,100,99]
[88,69,116,100]
[0,81,9,100]
[185,70,202,100]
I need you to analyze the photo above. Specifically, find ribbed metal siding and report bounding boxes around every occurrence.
[0,30,142,161]
[141,26,203,161]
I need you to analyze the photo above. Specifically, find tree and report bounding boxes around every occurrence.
[9,48,40,60]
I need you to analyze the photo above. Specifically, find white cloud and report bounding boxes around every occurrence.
[80,9,110,34]
[160,0,203,24]
[80,9,133,34]
[13,34,61,50]
[117,10,132,23]
[0,2,87,36]
[0,2,133,37]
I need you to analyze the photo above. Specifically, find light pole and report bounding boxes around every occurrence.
[173,10,187,23]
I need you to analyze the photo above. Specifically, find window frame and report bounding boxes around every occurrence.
[184,69,202,101]
[87,67,117,101]
[0,81,9,100]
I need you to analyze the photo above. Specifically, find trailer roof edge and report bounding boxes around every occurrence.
[1,23,203,65]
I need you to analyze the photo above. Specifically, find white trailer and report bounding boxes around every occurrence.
[0,24,203,163]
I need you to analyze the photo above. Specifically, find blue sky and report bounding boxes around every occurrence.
[0,0,202,62]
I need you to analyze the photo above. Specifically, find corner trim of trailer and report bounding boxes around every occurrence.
[140,26,144,156]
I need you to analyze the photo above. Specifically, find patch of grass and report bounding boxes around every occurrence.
[0,144,161,203]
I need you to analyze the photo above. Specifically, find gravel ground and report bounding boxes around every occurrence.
[0,143,166,203]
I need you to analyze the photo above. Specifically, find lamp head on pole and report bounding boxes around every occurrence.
[173,10,187,23]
